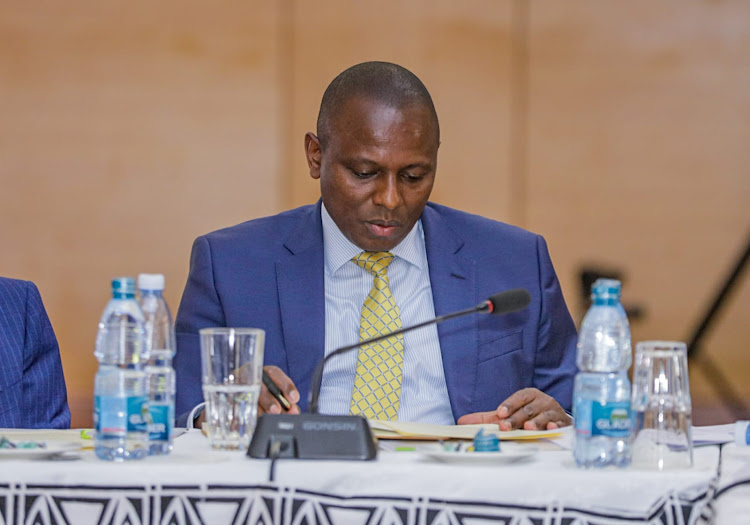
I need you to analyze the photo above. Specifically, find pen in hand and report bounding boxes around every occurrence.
[262,370,291,412]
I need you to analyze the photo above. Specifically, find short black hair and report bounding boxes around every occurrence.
[316,61,439,149]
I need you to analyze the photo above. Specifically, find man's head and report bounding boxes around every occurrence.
[305,61,440,252]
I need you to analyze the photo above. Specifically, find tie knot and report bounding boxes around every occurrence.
[352,251,395,276]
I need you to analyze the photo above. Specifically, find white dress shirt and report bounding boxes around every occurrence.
[318,204,454,424]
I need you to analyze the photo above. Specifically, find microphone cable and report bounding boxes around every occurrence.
[268,440,283,483]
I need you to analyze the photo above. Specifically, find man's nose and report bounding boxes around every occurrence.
[372,173,403,210]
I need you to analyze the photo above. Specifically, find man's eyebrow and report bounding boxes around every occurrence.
[401,162,432,171]
[342,157,433,171]
[343,157,380,166]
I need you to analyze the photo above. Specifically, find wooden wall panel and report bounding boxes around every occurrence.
[284,0,515,223]
[1,1,747,429]
[526,0,750,422]
[0,2,284,426]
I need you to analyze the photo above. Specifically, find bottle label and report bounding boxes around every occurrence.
[94,395,148,435]
[575,399,631,438]
[148,404,174,441]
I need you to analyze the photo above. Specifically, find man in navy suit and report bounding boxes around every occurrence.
[0,277,70,428]
[175,62,577,430]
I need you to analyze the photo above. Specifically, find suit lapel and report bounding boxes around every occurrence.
[421,205,478,419]
[276,202,325,409]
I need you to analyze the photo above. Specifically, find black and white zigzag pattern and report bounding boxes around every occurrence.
[0,482,713,525]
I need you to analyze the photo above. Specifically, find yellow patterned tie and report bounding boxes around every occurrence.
[350,251,404,420]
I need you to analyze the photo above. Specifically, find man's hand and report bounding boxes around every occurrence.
[456,388,571,430]
[259,365,301,415]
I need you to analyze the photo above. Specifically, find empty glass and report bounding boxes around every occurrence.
[200,328,264,450]
[630,341,693,470]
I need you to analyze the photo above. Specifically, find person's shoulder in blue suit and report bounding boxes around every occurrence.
[0,277,71,429]
[424,202,536,245]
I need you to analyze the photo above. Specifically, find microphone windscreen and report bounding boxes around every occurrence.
[487,288,531,315]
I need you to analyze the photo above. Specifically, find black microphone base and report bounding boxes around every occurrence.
[247,414,377,460]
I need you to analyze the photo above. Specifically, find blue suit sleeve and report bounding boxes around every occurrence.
[532,236,578,412]
[22,281,71,429]
[174,236,227,423]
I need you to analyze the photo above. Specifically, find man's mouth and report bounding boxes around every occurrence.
[366,220,400,237]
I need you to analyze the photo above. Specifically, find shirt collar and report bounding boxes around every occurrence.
[321,203,426,275]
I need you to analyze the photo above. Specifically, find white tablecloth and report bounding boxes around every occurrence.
[711,443,750,524]
[0,427,723,525]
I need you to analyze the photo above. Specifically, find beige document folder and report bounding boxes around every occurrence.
[368,420,564,440]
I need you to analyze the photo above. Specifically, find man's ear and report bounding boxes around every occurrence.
[304,132,322,180]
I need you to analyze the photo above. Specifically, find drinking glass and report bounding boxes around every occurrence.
[630,341,693,470]
[200,328,265,450]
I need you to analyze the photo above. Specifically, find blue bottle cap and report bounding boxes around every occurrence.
[592,278,621,296]
[112,277,136,299]
[473,428,501,452]
[591,279,622,306]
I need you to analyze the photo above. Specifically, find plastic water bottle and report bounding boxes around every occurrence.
[573,278,633,468]
[94,277,149,461]
[138,273,176,455]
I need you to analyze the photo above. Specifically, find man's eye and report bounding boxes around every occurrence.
[404,173,424,182]
[352,170,377,178]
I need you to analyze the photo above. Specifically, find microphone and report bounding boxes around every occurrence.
[247,288,531,460]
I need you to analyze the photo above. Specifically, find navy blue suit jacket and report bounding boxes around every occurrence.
[0,277,71,429]
[174,202,578,421]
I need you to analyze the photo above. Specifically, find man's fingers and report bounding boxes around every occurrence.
[436,388,573,432]
[258,385,281,414]
[265,366,300,403]
[258,386,301,414]
[460,391,551,430]
[496,389,571,430]
[500,404,542,430]
[522,409,564,431]
[260,366,301,414]
[497,388,538,417]
[495,394,543,430]
[457,411,500,425]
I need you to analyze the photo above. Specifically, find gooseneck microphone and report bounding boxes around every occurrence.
[308,288,531,414]
[247,288,531,461]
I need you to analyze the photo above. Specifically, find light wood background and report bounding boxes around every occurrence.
[1,1,748,427]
